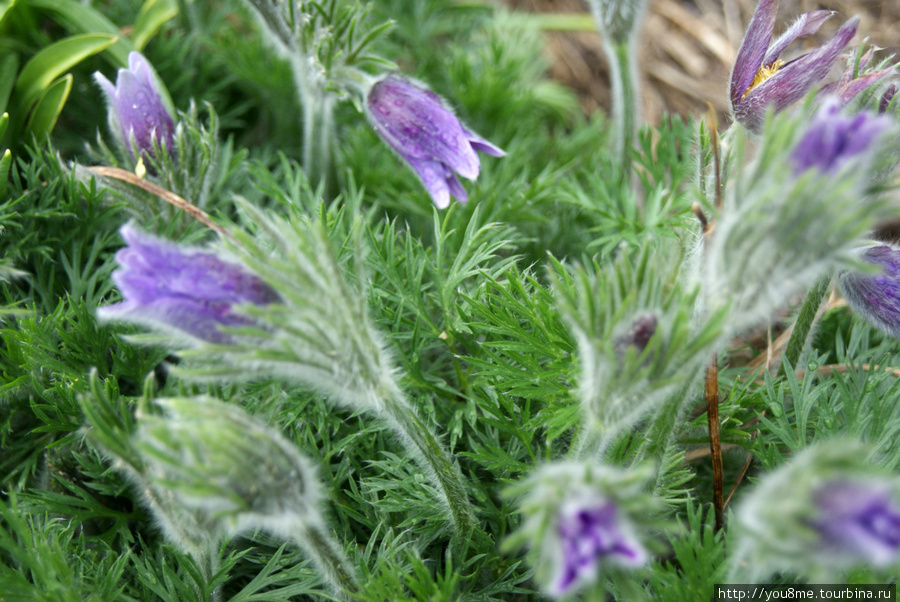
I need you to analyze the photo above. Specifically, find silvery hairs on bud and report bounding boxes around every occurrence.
[135,396,358,595]
[698,104,898,338]
[503,461,657,598]
[585,0,649,44]
[552,242,725,453]
[730,440,900,583]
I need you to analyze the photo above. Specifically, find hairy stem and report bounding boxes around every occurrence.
[291,521,359,598]
[605,37,640,176]
[381,384,479,544]
[779,275,832,378]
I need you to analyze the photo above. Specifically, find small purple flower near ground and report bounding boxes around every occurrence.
[791,99,893,175]
[840,245,900,341]
[95,52,175,162]
[811,481,900,568]
[730,0,858,132]
[552,499,647,596]
[366,75,504,209]
[97,225,280,344]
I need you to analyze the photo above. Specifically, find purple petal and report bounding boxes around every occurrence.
[407,158,451,209]
[832,69,895,106]
[100,225,279,344]
[812,481,900,568]
[463,126,506,157]
[731,0,780,106]
[738,17,859,131]
[841,245,900,340]
[762,10,833,67]
[368,77,480,179]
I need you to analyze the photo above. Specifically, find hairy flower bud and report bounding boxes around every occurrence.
[731,440,900,582]
[840,244,900,340]
[366,75,504,209]
[504,462,655,598]
[792,99,894,175]
[94,52,175,162]
[97,224,281,344]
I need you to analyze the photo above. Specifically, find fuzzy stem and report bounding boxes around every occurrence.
[380,383,478,544]
[605,37,640,176]
[633,378,698,486]
[571,419,614,462]
[778,275,832,378]
[291,521,359,598]
[301,89,335,198]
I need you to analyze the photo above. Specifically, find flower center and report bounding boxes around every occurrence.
[742,60,785,100]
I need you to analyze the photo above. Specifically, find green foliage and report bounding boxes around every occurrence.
[4,0,900,597]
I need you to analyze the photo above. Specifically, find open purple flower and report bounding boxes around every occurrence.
[95,52,175,162]
[366,75,504,209]
[97,225,280,344]
[840,245,900,341]
[552,498,647,596]
[811,481,900,568]
[730,0,858,132]
[791,99,893,175]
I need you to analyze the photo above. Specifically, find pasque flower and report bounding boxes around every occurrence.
[366,75,504,209]
[730,0,858,132]
[95,52,175,161]
[553,498,647,596]
[840,245,900,341]
[97,224,280,344]
[791,99,894,175]
[811,481,900,568]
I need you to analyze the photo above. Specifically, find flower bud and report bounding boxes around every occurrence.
[791,99,894,175]
[504,462,655,598]
[97,224,281,345]
[840,244,900,340]
[365,75,504,208]
[731,440,900,581]
[94,52,175,162]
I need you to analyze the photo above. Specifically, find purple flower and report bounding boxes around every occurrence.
[730,0,858,132]
[791,99,893,175]
[95,52,175,162]
[811,481,900,567]
[613,313,658,358]
[98,225,280,344]
[818,47,895,108]
[366,75,504,209]
[552,499,647,596]
[840,245,900,340]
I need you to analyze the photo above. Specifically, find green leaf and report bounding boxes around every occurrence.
[12,33,117,114]
[131,0,178,51]
[24,73,71,139]
[0,0,14,27]
[0,147,10,199]
[21,0,133,66]
[0,111,8,141]
[0,53,18,115]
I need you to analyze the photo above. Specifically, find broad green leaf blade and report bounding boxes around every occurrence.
[21,0,132,66]
[131,0,178,51]
[0,0,15,28]
[24,73,72,139]
[12,33,116,113]
[0,53,19,115]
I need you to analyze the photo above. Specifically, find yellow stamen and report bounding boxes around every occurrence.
[741,60,785,101]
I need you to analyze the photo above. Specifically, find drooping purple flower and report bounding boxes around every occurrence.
[366,75,504,209]
[552,499,647,596]
[840,245,900,340]
[613,313,658,358]
[730,0,858,132]
[97,225,280,344]
[791,99,893,175]
[810,481,900,568]
[94,52,175,162]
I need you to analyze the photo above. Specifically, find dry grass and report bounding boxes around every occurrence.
[505,0,900,124]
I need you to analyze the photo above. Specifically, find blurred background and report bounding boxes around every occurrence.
[504,0,900,123]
